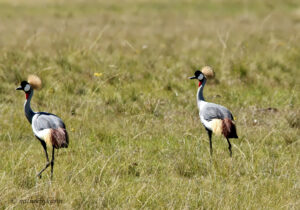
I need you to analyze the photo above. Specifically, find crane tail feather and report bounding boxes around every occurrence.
[222,118,238,139]
[50,128,69,149]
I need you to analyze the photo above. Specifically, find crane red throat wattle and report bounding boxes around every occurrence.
[26,93,29,99]
[198,81,202,87]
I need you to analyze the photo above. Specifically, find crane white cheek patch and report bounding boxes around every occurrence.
[198,74,203,80]
[24,84,30,92]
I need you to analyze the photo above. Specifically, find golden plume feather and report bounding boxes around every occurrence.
[28,75,42,90]
[201,66,215,78]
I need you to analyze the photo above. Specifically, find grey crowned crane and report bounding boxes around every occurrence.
[189,67,238,157]
[16,75,68,179]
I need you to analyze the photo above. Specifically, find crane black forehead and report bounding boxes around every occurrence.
[194,70,202,77]
[21,81,29,87]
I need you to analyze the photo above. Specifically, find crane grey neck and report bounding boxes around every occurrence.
[197,79,206,102]
[24,90,36,124]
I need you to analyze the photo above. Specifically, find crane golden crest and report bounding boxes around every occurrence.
[28,74,42,90]
[201,66,215,79]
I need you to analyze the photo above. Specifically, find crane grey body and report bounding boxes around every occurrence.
[197,80,233,127]
[32,113,66,134]
[17,81,68,179]
[190,70,238,156]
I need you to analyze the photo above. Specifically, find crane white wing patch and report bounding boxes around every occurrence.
[35,129,53,147]
[210,119,223,135]
[200,116,222,136]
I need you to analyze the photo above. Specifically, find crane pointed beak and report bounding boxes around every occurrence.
[16,86,22,90]
[189,76,197,79]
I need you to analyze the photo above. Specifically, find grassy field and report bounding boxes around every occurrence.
[0,0,299,209]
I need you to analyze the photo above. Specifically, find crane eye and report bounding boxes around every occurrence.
[24,84,30,92]
[198,74,204,80]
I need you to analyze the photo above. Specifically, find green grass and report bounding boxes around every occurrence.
[0,0,299,209]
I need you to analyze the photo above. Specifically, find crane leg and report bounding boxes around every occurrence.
[50,146,55,179]
[226,138,232,157]
[207,130,213,156]
[37,140,50,178]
